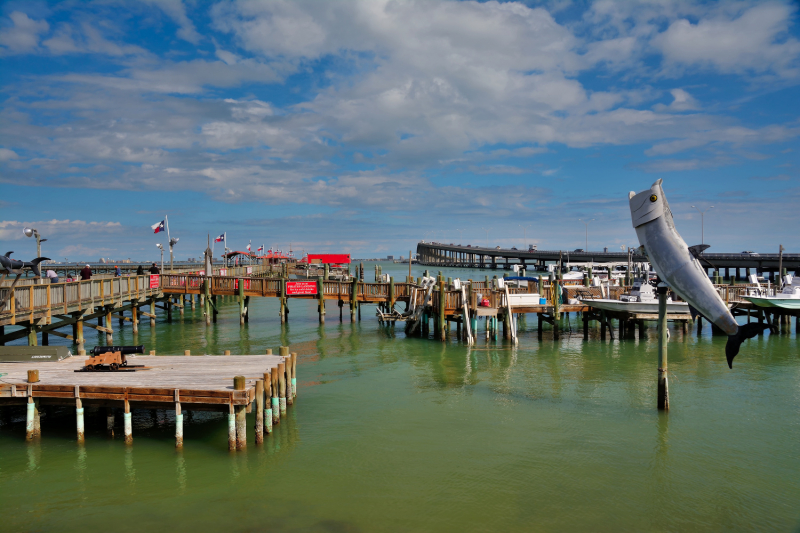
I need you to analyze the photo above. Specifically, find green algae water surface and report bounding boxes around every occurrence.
[1,262,798,532]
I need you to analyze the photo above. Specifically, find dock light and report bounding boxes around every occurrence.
[23,227,46,275]
[156,243,164,273]
[690,205,714,246]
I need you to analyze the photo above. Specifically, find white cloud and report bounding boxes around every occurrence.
[653,88,699,112]
[0,11,49,53]
[0,219,123,241]
[653,3,800,77]
[142,0,202,44]
[0,148,18,160]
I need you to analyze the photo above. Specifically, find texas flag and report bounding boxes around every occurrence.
[214,234,225,242]
[151,220,165,234]
[247,242,251,252]
[257,245,264,252]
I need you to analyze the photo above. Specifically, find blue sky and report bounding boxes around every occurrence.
[1,0,798,262]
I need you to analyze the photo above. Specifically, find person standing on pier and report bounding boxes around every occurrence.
[149,262,160,274]
[80,264,92,280]
[46,269,59,283]
[114,265,121,277]
[136,264,144,276]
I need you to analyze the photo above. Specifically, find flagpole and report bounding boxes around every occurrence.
[224,232,227,269]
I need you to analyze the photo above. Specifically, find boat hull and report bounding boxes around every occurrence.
[742,296,800,310]
[581,299,689,315]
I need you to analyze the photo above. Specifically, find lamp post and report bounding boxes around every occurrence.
[156,244,164,273]
[578,219,594,252]
[519,224,531,249]
[23,227,47,279]
[690,205,713,245]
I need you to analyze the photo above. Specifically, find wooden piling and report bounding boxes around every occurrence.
[175,390,183,449]
[123,398,132,444]
[228,404,236,451]
[439,282,446,341]
[318,278,325,323]
[285,355,293,406]
[271,366,280,425]
[255,379,264,445]
[657,285,669,411]
[150,301,156,327]
[238,278,245,325]
[233,376,246,449]
[263,372,273,434]
[76,385,85,443]
[291,352,297,398]
[278,361,287,417]
[131,305,139,333]
[26,396,35,441]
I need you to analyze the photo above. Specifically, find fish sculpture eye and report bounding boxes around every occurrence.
[649,194,658,202]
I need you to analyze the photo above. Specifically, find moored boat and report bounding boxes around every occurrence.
[581,279,689,314]
[743,275,800,310]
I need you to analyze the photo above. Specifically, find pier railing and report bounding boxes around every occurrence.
[0,275,160,325]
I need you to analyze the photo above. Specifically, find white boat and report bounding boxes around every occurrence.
[580,279,689,314]
[743,275,800,310]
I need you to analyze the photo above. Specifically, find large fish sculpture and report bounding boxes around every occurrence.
[0,252,50,278]
[628,180,767,368]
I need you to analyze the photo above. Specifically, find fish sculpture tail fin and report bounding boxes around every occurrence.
[29,257,51,278]
[725,322,770,369]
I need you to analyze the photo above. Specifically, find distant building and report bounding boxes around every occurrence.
[399,255,404,261]
[387,255,394,260]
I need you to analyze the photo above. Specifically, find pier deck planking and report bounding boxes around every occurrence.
[0,355,283,407]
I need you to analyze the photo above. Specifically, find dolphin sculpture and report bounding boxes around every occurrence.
[0,252,51,278]
[628,180,768,368]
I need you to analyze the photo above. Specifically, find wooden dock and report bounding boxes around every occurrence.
[2,266,796,348]
[0,349,298,449]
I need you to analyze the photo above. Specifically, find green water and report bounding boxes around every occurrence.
[2,262,798,532]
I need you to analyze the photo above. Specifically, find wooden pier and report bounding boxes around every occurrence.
[0,348,298,449]
[3,267,797,348]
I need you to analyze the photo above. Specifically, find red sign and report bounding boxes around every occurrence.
[233,279,251,290]
[307,254,351,264]
[149,274,160,289]
[219,268,227,276]
[286,281,318,295]
[246,266,253,274]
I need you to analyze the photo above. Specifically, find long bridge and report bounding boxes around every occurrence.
[416,242,799,280]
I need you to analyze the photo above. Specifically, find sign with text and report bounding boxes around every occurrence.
[286,281,318,295]
[219,268,227,276]
[246,266,253,274]
[149,274,160,289]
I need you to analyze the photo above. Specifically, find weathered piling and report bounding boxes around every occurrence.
[227,404,236,451]
[123,398,132,444]
[76,385,85,443]
[657,284,669,411]
[175,391,183,449]
[278,361,287,417]
[291,352,298,398]
[233,375,246,449]
[255,379,264,445]
[271,366,280,425]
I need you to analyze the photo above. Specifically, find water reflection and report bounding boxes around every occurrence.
[124,447,136,489]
